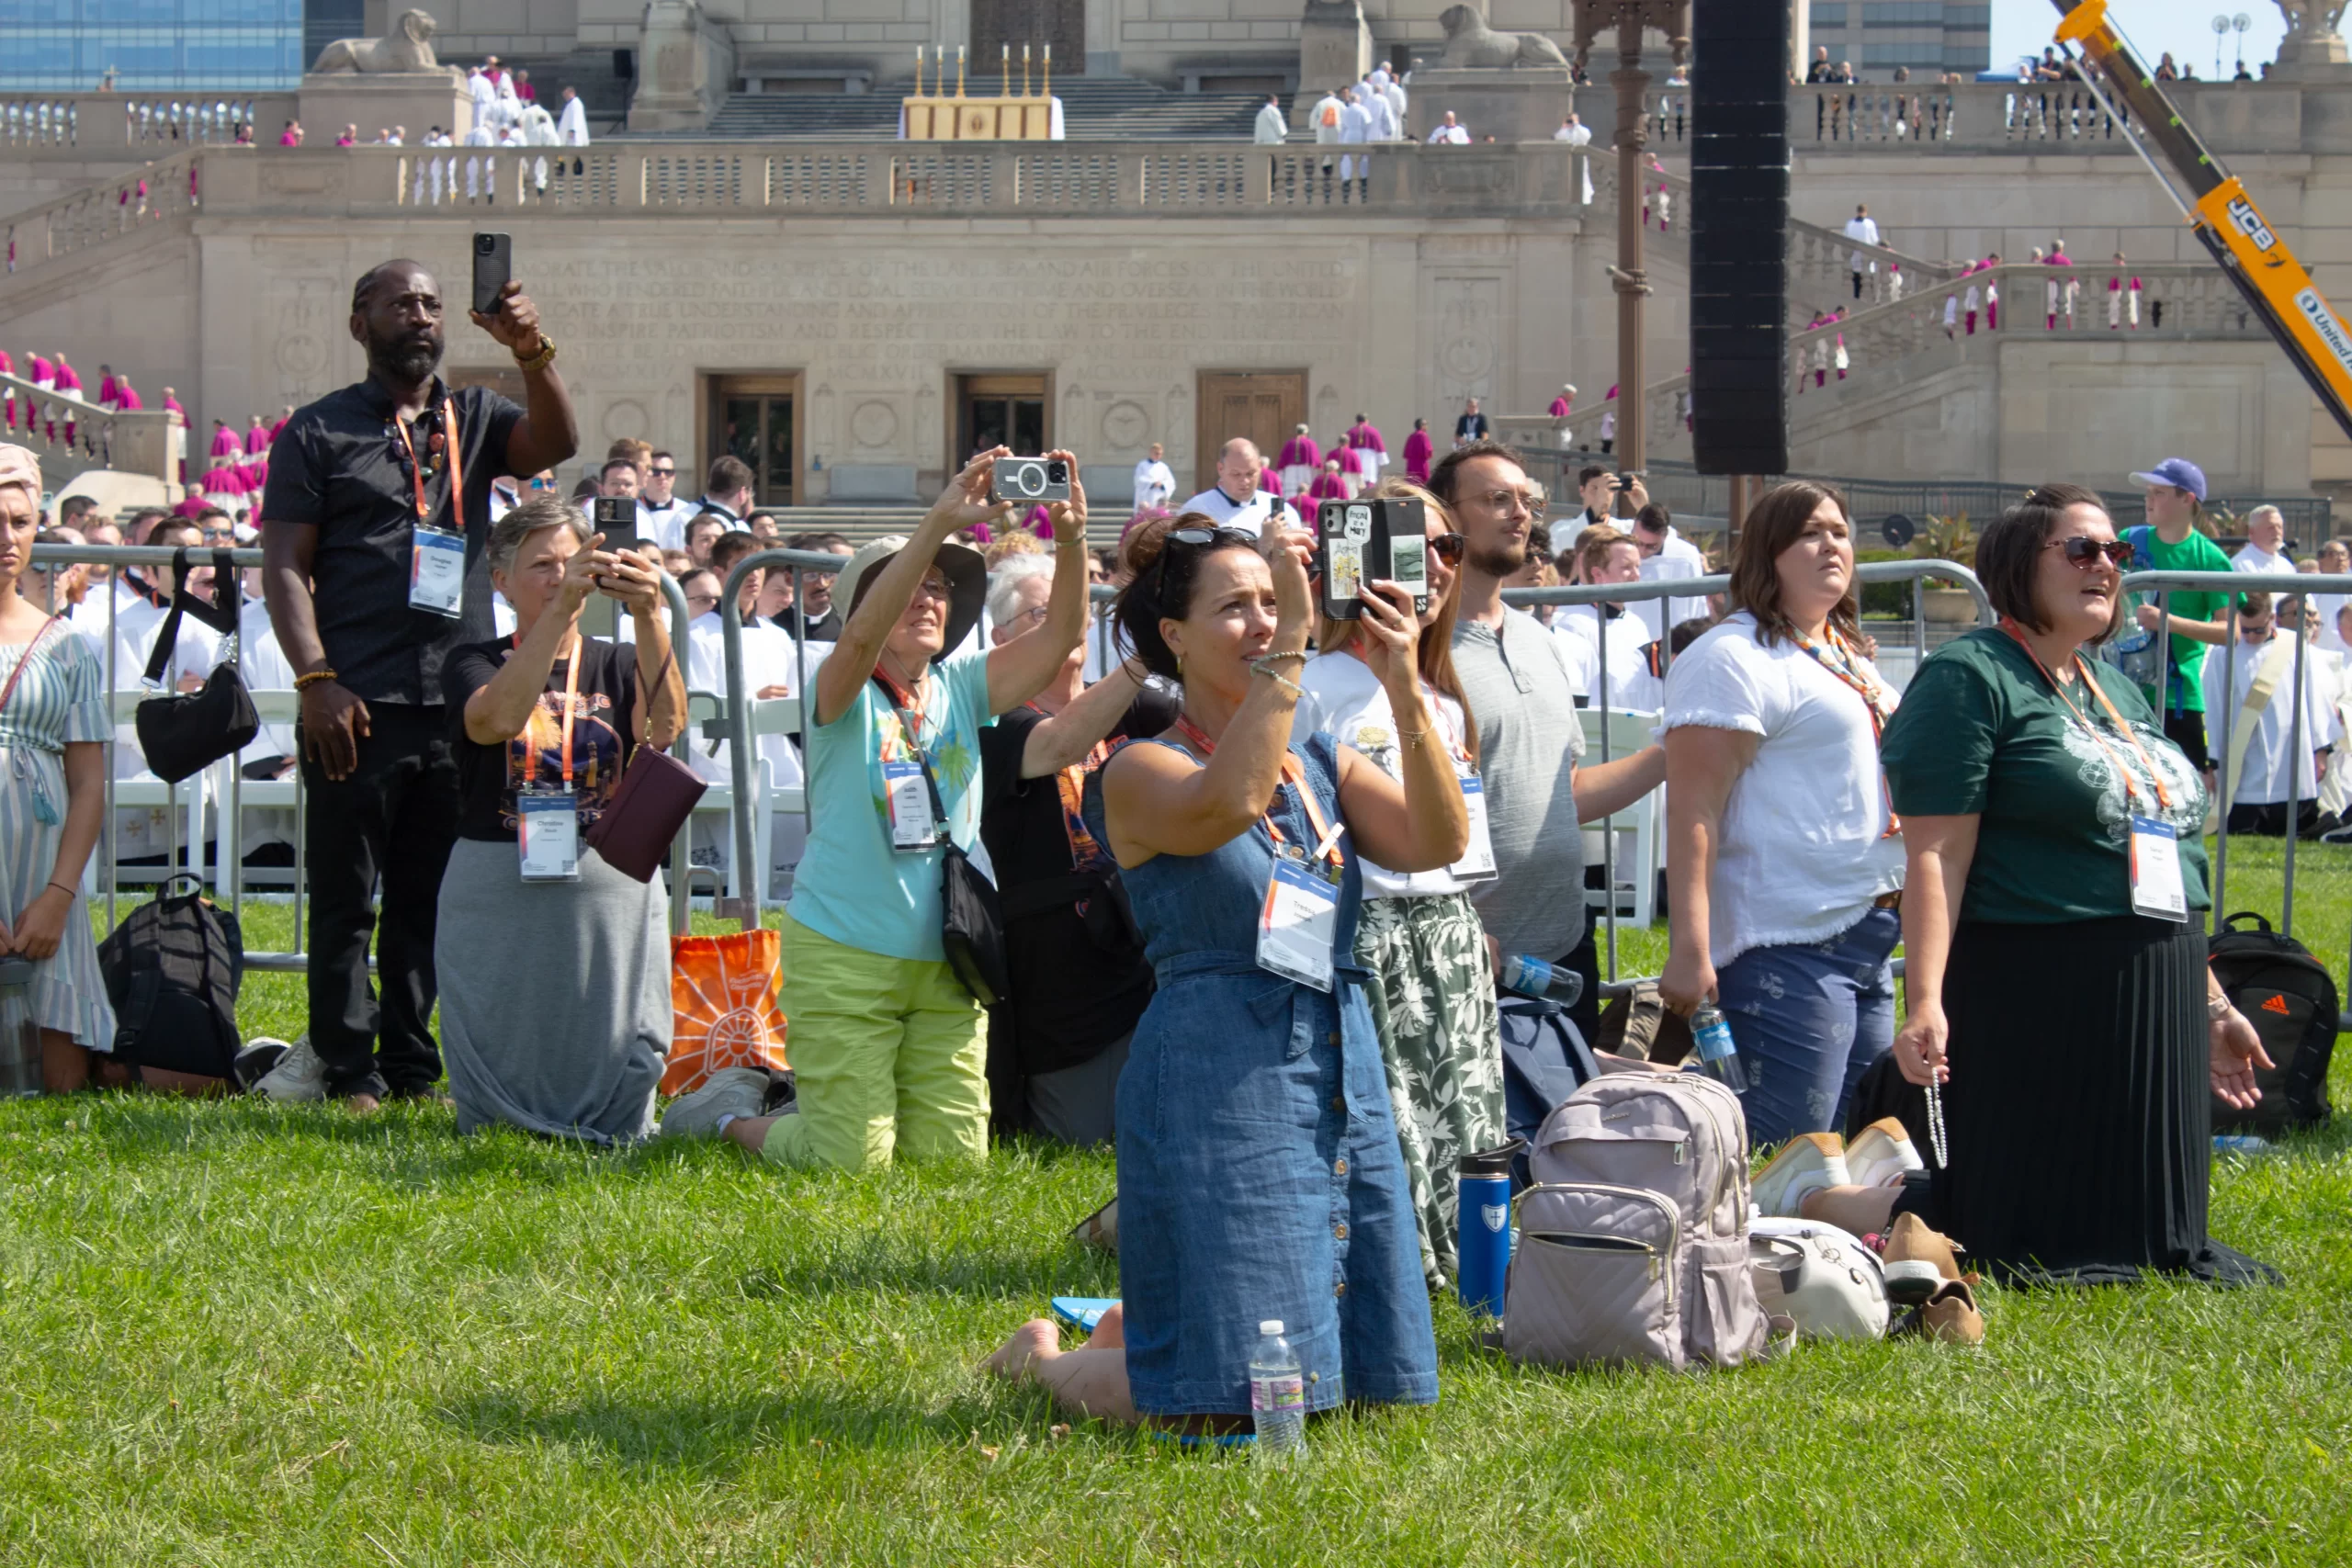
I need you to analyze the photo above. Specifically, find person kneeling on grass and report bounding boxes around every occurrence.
[435,497,686,1144]
[986,515,1467,1430]
[662,450,1092,1167]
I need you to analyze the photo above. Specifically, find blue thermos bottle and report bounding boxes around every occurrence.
[1455,1139,1524,1316]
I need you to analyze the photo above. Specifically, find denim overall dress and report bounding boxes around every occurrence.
[1082,732,1439,1416]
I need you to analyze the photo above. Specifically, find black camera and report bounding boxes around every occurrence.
[1317,497,1429,621]
[990,456,1071,505]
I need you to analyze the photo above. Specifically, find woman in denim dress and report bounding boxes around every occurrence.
[985,514,1469,1429]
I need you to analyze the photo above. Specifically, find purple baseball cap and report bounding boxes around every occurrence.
[2128,457,2207,502]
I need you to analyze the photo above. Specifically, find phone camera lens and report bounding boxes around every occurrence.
[1046,461,1068,484]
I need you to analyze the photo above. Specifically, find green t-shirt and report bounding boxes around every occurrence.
[1881,627,2211,924]
[2125,524,2233,714]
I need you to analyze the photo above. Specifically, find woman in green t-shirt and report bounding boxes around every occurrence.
[1751,484,2278,1286]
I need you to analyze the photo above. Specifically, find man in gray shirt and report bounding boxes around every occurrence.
[1435,439,1666,1042]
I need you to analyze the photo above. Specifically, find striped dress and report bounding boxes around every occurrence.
[0,623,114,1048]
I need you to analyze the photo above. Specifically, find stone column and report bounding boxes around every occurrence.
[628,0,736,133]
[1299,0,1373,96]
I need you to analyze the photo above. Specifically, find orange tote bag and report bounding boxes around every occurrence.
[664,929,789,1094]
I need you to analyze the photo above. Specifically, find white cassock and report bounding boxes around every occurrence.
[1131,457,1175,509]
[107,590,220,859]
[1339,93,1373,179]
[557,96,590,147]
[1555,604,1662,713]
[464,121,493,198]
[523,104,560,188]
[468,70,495,130]
[1311,94,1345,150]
[1364,86,1399,141]
[1174,485,1298,538]
[1843,214,1881,275]
[235,594,299,853]
[2206,634,2340,806]
[1633,527,1709,641]
[1555,120,1594,202]
[1254,102,1288,144]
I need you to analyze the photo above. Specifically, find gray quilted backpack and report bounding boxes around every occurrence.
[1501,1070,1770,1371]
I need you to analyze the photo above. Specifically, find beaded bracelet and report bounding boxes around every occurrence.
[292,669,338,692]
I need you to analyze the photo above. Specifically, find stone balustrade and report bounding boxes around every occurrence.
[0,370,184,487]
[3,152,202,282]
[1498,262,2272,456]
[0,94,296,156]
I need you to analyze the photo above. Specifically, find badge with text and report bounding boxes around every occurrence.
[1258,854,1340,992]
[2129,815,2188,922]
[517,789,580,882]
[884,759,940,851]
[409,524,466,618]
[1451,770,1498,882]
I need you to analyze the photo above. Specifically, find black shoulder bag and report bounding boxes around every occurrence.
[877,678,1010,1006]
[133,547,258,784]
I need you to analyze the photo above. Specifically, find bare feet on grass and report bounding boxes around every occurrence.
[985,1319,1062,1380]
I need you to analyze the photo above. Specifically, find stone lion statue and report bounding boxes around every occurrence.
[1438,5,1570,69]
[311,8,441,73]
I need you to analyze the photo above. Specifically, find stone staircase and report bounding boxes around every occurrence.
[649,76,1270,142]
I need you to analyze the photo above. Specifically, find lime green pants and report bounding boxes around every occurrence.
[759,910,989,1171]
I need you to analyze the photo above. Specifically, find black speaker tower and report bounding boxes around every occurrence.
[1689,0,1791,477]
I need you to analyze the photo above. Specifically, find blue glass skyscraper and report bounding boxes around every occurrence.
[0,0,311,92]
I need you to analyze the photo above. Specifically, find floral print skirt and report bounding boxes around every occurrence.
[1352,891,1505,1290]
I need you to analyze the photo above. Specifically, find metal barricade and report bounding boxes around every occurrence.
[25,543,696,961]
[2120,569,2352,949]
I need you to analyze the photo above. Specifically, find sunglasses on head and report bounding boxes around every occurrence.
[1165,525,1256,550]
[2046,536,2134,568]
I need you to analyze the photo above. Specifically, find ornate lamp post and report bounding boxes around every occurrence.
[1571,1,1690,510]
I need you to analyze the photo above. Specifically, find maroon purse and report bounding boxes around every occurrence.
[584,648,707,883]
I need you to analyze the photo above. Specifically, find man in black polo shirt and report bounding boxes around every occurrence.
[261,257,578,1111]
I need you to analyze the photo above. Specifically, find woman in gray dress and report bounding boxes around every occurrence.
[435,496,686,1144]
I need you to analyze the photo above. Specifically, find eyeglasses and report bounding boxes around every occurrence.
[1011,603,1052,626]
[685,591,720,607]
[650,466,675,477]
[2046,536,2134,568]
[1475,489,1541,516]
[1431,532,1465,564]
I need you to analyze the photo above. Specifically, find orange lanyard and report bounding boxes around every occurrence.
[1171,714,1345,866]
[2000,620,2174,810]
[518,632,582,787]
[1796,625,1900,838]
[391,396,464,529]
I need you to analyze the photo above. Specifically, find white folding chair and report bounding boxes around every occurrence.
[1578,705,1663,927]
[211,690,302,896]
[684,693,804,903]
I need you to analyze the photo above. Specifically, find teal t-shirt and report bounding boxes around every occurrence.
[1880,627,2211,924]
[2127,525,2233,715]
[787,647,994,962]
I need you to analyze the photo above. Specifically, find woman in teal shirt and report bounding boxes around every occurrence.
[1756,484,2276,1286]
[664,449,1093,1169]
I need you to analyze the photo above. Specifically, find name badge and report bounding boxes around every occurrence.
[2129,815,2188,922]
[410,524,465,618]
[884,759,938,852]
[518,789,580,881]
[1452,771,1498,883]
[1259,854,1340,993]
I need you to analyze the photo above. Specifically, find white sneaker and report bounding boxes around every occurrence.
[1847,1117,1927,1190]
[1751,1133,1852,1218]
[657,1067,771,1139]
[254,1035,327,1103]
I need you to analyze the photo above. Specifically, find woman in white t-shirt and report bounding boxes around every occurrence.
[1658,482,1905,1145]
[1292,479,1499,1290]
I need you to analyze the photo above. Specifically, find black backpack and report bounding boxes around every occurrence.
[2207,910,2335,1133]
[1497,997,1603,1188]
[96,877,243,1082]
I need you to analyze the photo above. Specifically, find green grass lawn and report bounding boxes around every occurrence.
[1,861,2348,1563]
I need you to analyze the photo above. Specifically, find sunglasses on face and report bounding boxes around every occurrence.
[1430,532,1465,565]
[650,466,675,477]
[2046,536,2134,568]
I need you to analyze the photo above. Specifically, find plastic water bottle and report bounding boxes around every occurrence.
[2212,1134,2272,1156]
[1248,1318,1306,1459]
[0,956,40,1097]
[1690,1002,1750,1094]
[1499,953,1584,1009]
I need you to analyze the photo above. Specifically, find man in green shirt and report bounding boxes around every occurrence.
[2123,457,2232,783]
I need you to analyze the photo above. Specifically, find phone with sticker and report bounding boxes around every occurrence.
[1316,497,1427,620]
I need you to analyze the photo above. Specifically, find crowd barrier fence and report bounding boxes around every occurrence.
[51,547,2341,1036]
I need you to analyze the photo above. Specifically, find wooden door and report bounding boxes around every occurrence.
[1194,370,1306,493]
[955,371,1051,467]
[969,0,1085,89]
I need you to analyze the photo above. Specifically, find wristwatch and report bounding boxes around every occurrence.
[514,333,558,373]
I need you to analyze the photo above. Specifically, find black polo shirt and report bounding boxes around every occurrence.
[260,375,524,705]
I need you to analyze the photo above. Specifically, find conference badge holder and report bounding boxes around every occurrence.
[1452,764,1498,882]
[410,524,466,618]
[1259,849,1340,993]
[885,759,942,852]
[518,789,581,881]
[2128,815,2188,923]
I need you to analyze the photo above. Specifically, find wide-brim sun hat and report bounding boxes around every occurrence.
[840,534,987,661]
